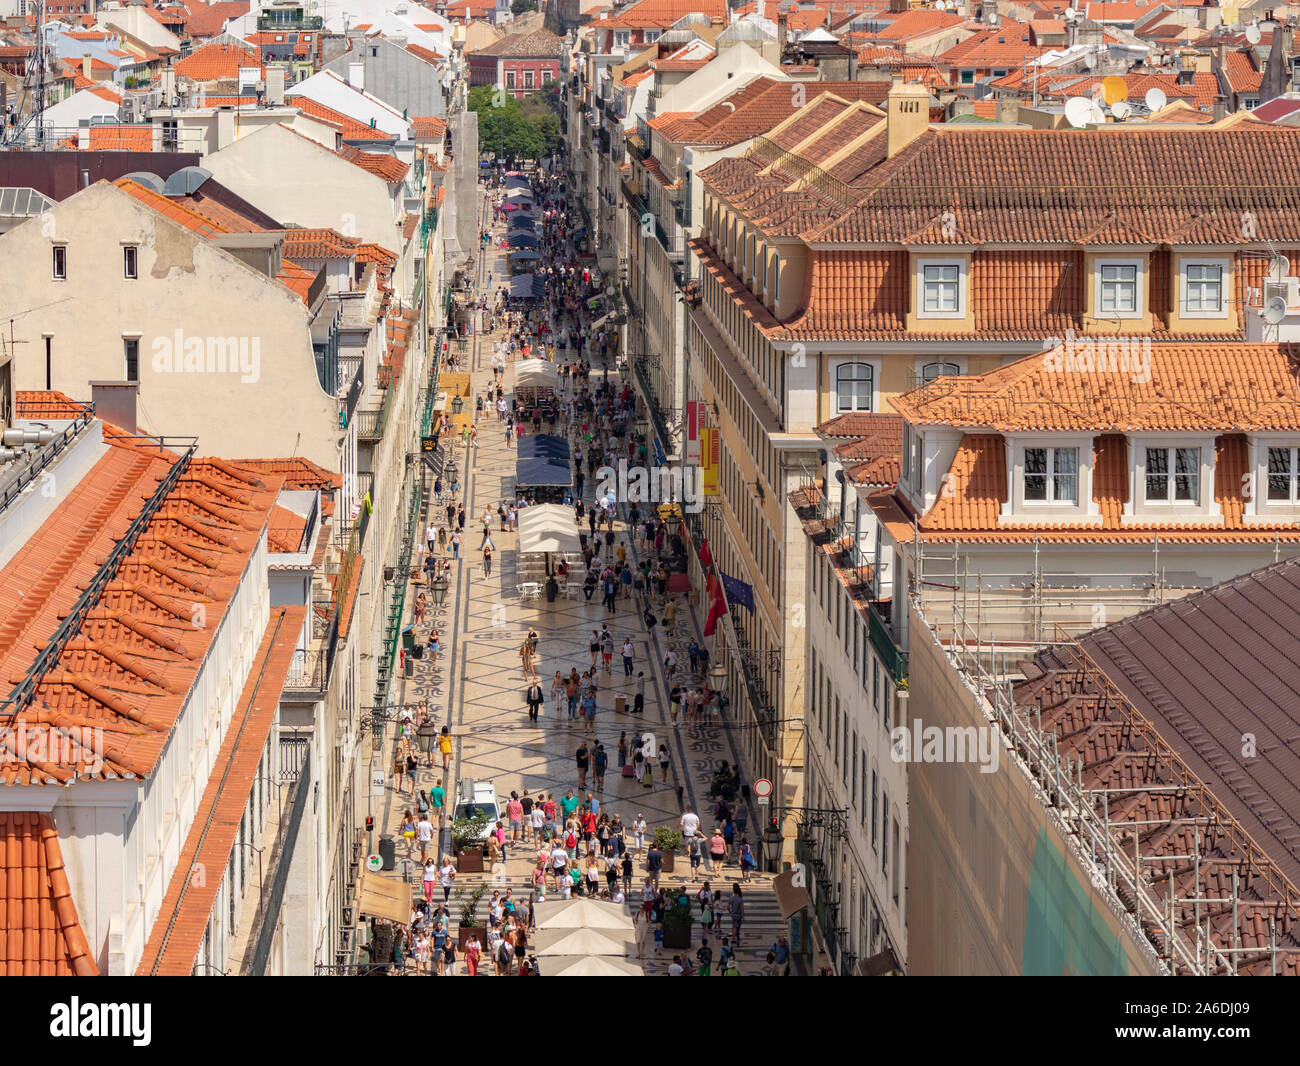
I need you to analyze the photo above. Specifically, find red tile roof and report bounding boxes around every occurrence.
[893,343,1300,433]
[135,604,307,976]
[0,429,284,783]
[1223,49,1263,95]
[600,0,727,29]
[411,114,448,140]
[174,41,262,82]
[0,812,98,976]
[337,142,410,184]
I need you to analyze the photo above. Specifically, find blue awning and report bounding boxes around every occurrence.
[515,457,573,487]
[517,433,571,459]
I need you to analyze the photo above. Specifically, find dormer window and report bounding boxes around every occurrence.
[1181,258,1228,318]
[1097,260,1140,317]
[1145,446,1200,504]
[836,362,874,412]
[1023,447,1077,504]
[920,261,962,316]
[644,29,660,42]
[1267,446,1300,503]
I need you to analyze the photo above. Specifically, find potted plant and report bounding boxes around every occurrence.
[654,825,681,874]
[451,814,489,873]
[661,891,693,950]
[455,883,489,949]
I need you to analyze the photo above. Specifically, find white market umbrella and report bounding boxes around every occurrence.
[534,896,634,932]
[533,927,637,957]
[543,954,645,976]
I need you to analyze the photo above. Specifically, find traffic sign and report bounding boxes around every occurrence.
[753,777,774,799]
[366,854,382,872]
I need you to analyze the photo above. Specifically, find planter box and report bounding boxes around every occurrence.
[662,913,692,950]
[659,851,675,873]
[456,848,486,874]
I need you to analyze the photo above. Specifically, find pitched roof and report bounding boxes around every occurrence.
[891,343,1300,433]
[470,28,564,58]
[336,142,409,184]
[811,124,1300,245]
[411,115,448,140]
[0,812,98,976]
[1223,48,1263,95]
[599,0,727,29]
[0,416,284,783]
[135,604,308,976]
[174,41,262,82]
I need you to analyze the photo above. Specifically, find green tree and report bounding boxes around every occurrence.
[469,81,551,161]
[511,0,538,12]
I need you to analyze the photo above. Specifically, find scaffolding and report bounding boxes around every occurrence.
[916,571,1300,976]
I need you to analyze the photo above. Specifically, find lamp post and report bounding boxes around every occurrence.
[431,571,450,606]
[451,394,465,416]
[761,815,784,875]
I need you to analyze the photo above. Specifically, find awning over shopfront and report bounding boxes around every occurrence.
[356,870,412,924]
[508,248,541,260]
[517,433,570,459]
[773,869,812,921]
[517,504,582,554]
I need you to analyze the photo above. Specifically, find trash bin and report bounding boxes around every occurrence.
[411,642,424,660]
[379,835,396,871]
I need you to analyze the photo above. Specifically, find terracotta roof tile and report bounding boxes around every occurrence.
[599,0,726,29]
[174,41,262,82]
[134,604,307,976]
[0,812,98,976]
[0,436,283,782]
[336,142,409,184]
[891,343,1300,433]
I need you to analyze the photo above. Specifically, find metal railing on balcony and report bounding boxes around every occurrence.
[355,386,393,442]
[284,648,327,695]
[340,358,365,426]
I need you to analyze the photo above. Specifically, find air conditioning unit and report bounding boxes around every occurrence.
[1263,277,1300,308]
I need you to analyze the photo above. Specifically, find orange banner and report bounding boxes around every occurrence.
[701,427,720,496]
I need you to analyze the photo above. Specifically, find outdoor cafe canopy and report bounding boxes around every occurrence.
[509,273,547,299]
[513,359,559,391]
[508,248,541,260]
[515,457,572,488]
[516,433,570,459]
[516,503,582,554]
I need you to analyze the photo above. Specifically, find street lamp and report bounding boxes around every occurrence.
[451,394,465,415]
[761,815,783,874]
[417,718,438,757]
[431,572,450,605]
[707,661,728,697]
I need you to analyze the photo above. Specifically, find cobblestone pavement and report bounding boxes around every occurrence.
[371,187,788,974]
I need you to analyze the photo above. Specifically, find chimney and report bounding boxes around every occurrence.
[215,105,235,149]
[348,61,365,91]
[82,53,91,79]
[886,78,929,158]
[266,66,286,106]
[1177,48,1195,85]
[998,94,1018,123]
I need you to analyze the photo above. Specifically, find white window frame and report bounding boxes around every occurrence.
[1142,445,1202,505]
[1094,257,1143,320]
[123,244,138,280]
[52,244,66,280]
[1022,445,1079,505]
[1003,435,1099,523]
[916,258,965,319]
[643,29,660,42]
[1179,256,1229,319]
[1265,444,1300,504]
[614,30,630,48]
[834,360,875,413]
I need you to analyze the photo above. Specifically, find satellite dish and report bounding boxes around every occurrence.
[1102,75,1128,104]
[1265,296,1288,324]
[987,11,1000,26]
[1269,254,1290,280]
[1246,21,1262,45]
[1065,96,1094,127]
[1144,87,1167,112]
[1082,50,1097,69]
[1064,6,1079,20]
[1111,100,1132,121]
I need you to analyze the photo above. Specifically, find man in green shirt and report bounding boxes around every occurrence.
[431,779,446,829]
[561,789,579,820]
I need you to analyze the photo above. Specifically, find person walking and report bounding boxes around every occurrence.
[525,679,544,722]
[593,743,608,791]
[482,542,493,578]
[519,638,539,681]
[438,854,456,902]
[622,637,635,677]
[728,883,745,945]
[633,671,646,715]
[709,827,727,876]
[551,670,565,716]
[438,728,453,775]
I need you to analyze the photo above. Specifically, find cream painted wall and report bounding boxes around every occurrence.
[0,182,338,468]
[204,123,405,254]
